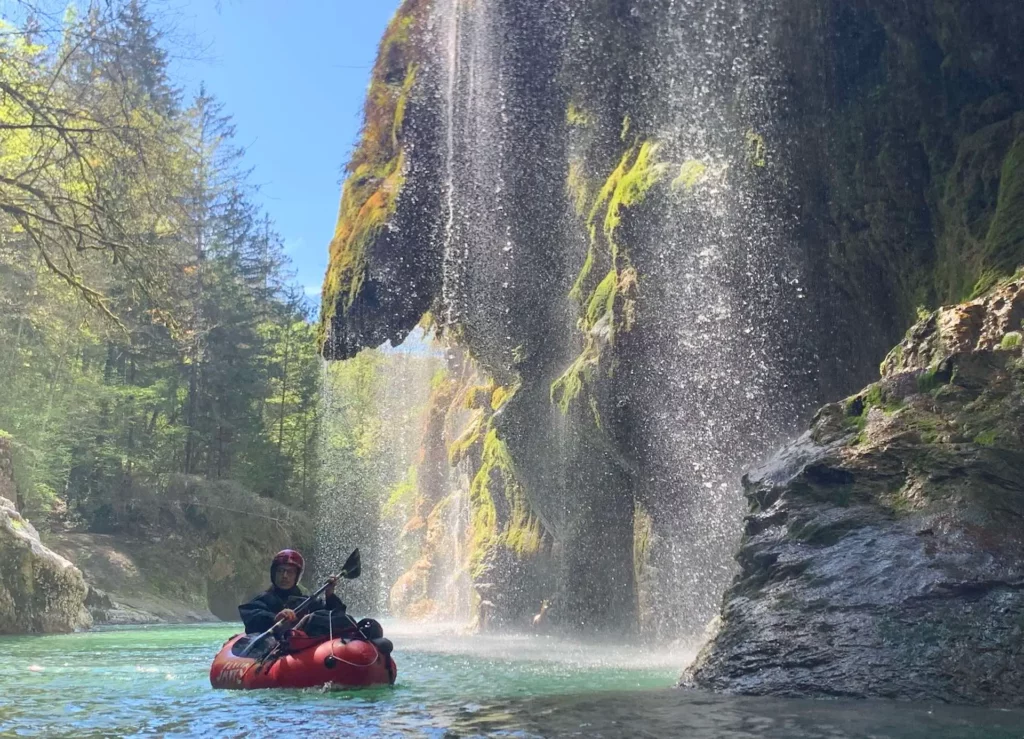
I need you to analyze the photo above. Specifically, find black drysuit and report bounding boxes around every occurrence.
[238,586,350,638]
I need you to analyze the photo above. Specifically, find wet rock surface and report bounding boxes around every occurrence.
[684,277,1024,706]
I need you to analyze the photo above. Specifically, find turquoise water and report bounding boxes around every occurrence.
[0,623,1021,738]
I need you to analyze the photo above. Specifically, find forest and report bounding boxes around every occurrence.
[0,2,322,541]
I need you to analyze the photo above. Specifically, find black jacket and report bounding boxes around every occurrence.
[238,586,349,637]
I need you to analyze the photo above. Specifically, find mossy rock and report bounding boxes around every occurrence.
[0,496,89,634]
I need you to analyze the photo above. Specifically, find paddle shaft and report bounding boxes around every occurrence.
[249,573,337,634]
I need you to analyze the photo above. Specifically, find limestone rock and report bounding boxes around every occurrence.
[683,277,1024,706]
[0,492,91,634]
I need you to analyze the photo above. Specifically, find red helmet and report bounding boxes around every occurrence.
[271,549,304,581]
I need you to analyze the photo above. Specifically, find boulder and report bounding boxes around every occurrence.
[683,277,1024,706]
[0,488,91,634]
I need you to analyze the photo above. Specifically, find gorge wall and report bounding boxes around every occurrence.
[320,0,1024,638]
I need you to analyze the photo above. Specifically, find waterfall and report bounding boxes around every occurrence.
[322,0,817,637]
[623,0,814,635]
[425,0,813,634]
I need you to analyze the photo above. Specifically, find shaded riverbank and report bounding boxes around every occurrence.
[1,623,1021,737]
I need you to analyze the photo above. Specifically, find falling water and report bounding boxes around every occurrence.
[629,0,814,634]
[432,0,513,352]
[323,0,815,638]
[314,335,446,614]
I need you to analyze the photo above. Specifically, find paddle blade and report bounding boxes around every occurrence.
[341,548,361,579]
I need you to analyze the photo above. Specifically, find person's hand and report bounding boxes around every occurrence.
[325,576,338,598]
[277,608,298,623]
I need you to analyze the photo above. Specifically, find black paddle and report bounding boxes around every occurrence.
[240,548,361,657]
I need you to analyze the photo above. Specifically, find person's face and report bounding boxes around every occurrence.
[273,564,299,589]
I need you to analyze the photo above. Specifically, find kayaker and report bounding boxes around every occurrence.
[238,549,351,638]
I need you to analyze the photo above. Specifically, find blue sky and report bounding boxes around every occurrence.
[169,0,403,307]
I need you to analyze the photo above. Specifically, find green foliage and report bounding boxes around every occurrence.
[0,3,323,529]
[0,9,184,322]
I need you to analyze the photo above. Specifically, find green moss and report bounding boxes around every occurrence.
[569,150,633,303]
[939,125,1024,302]
[860,383,904,414]
[429,367,449,391]
[973,429,999,446]
[879,487,919,516]
[586,270,618,328]
[672,160,707,192]
[603,141,667,256]
[464,381,495,410]
[881,342,905,376]
[383,466,418,517]
[745,130,766,167]
[560,139,666,417]
[468,427,543,579]
[448,412,485,465]
[1000,331,1023,350]
[982,135,1024,280]
[569,248,596,303]
[318,0,428,348]
[490,384,515,411]
[550,345,595,415]
[905,412,948,445]
[917,364,950,393]
[567,102,592,127]
[620,114,632,142]
[567,159,592,218]
[969,269,1002,300]
[391,64,418,150]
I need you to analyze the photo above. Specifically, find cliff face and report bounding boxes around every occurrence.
[321,0,1024,637]
[0,436,91,634]
[684,276,1024,705]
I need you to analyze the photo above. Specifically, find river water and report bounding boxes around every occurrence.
[0,623,1021,738]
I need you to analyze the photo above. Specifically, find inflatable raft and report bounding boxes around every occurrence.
[209,632,396,690]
